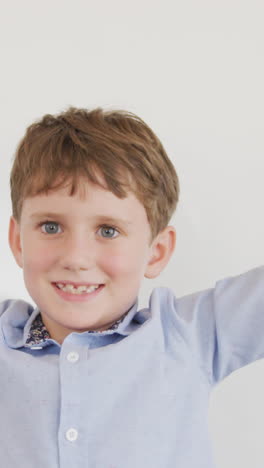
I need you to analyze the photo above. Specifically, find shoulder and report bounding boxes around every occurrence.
[0,298,33,318]
[0,299,15,318]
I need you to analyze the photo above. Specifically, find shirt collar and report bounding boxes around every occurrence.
[0,297,148,349]
[24,308,130,347]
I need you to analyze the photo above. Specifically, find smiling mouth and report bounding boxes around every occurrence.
[53,283,101,293]
[51,282,105,300]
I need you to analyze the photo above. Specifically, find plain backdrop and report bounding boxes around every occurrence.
[1,1,264,467]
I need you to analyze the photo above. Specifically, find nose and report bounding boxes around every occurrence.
[58,232,96,271]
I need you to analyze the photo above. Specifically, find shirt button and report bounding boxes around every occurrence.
[66,428,78,442]
[67,351,79,363]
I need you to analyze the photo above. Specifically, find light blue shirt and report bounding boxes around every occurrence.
[1,265,264,468]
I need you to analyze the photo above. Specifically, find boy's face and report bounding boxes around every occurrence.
[9,176,176,344]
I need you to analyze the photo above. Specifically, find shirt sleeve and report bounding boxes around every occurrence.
[173,265,264,386]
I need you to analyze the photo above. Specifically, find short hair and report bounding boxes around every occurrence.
[10,106,180,244]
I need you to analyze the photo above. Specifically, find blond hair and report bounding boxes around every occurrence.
[10,106,180,244]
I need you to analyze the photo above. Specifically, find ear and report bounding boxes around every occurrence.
[8,216,23,268]
[144,226,176,279]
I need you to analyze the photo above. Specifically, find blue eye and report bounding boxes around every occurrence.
[41,222,61,234]
[99,226,119,239]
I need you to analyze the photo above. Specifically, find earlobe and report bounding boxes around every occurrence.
[8,216,23,268]
[144,226,176,279]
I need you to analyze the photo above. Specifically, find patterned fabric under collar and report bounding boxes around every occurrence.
[25,310,129,347]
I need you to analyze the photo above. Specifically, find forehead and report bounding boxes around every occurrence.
[21,177,149,226]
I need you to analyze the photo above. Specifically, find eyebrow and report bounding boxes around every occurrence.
[29,212,133,227]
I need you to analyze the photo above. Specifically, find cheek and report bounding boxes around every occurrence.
[99,252,124,276]
[22,246,58,296]
[100,245,146,277]
[22,241,56,274]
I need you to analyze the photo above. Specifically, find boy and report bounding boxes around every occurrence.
[1,106,263,468]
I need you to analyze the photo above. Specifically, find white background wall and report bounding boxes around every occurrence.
[1,1,264,467]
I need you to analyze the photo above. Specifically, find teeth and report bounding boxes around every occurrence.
[56,283,100,294]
